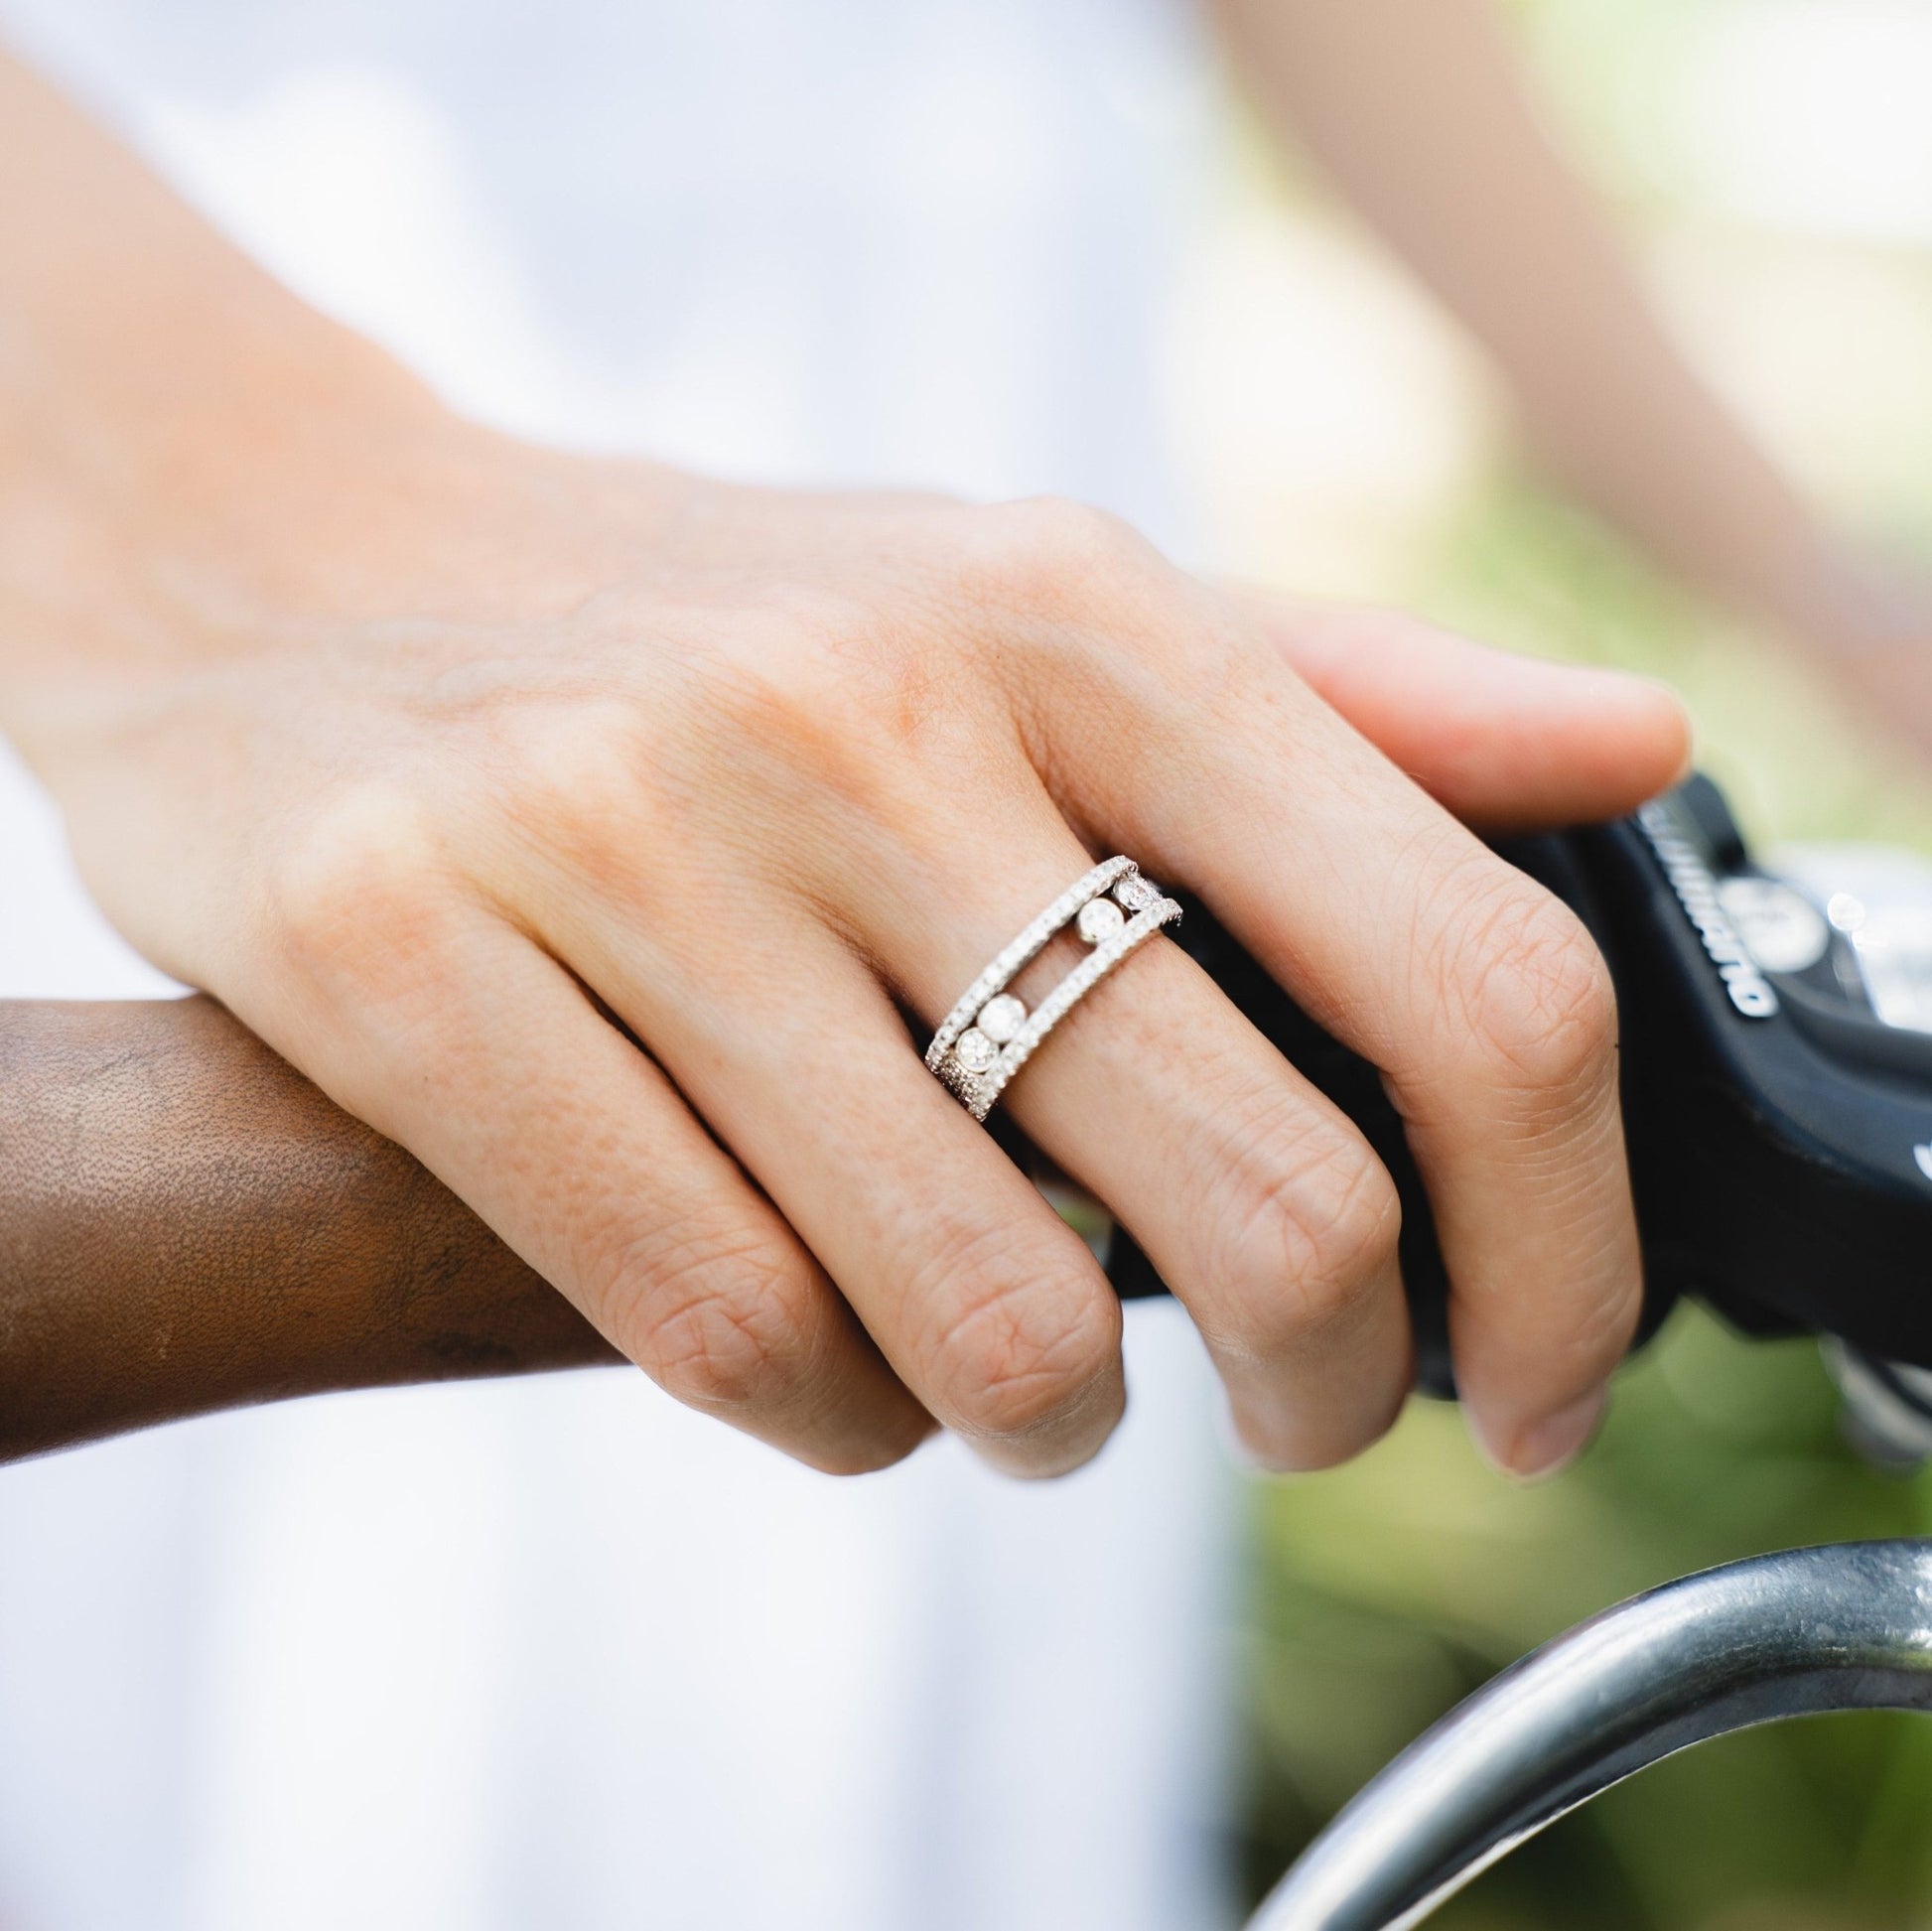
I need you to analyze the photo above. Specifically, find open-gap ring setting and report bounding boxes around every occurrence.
[924,856,1181,1122]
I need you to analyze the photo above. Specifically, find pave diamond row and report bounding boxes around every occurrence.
[924,856,1137,1074]
[927,858,1182,1123]
[941,897,1182,1121]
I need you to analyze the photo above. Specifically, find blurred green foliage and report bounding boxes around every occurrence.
[1239,1310,1932,1928]
[1237,478,1932,1927]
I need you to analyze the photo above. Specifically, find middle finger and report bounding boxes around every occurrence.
[1049,599,1640,1478]
[848,780,1417,1471]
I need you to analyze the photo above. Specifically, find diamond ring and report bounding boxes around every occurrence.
[925,857,1182,1122]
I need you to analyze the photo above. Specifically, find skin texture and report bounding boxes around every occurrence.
[0,997,617,1465]
[0,50,1697,1484]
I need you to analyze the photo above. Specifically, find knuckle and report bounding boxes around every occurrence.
[1201,1119,1402,1361]
[604,1217,807,1413]
[691,604,982,801]
[269,781,452,995]
[1569,1270,1643,1370]
[646,1282,793,1413]
[968,493,1156,621]
[1454,883,1619,1101]
[1011,492,1144,562]
[909,1217,1118,1442]
[491,697,659,853]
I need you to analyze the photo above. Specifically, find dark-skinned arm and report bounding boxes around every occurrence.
[0,997,618,1464]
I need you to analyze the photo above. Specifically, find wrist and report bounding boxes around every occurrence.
[0,324,693,767]
[0,299,441,691]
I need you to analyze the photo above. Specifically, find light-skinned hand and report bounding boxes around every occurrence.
[10,401,1687,1481]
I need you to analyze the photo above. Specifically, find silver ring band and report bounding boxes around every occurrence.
[926,857,1182,1122]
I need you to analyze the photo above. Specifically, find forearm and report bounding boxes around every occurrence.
[1211,0,1846,639]
[0,998,618,1463]
[0,49,498,766]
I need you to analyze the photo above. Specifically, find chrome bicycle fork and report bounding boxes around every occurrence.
[1248,1540,1932,1931]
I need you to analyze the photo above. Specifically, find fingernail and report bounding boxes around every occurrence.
[1485,1386,1607,1483]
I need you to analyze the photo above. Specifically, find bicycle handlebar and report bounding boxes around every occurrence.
[1249,1540,1932,1931]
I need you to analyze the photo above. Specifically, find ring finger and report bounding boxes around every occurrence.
[520,861,1134,1477]
[843,777,1418,1470]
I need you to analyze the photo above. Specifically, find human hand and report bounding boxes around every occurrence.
[8,409,1688,1480]
[1794,553,1932,769]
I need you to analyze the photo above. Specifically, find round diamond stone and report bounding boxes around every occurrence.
[954,1028,999,1074]
[1076,897,1127,945]
[1113,874,1160,913]
[977,994,1027,1044]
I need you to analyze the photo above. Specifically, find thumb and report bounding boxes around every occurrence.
[1229,590,1693,831]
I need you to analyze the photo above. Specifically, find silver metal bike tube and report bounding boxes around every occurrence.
[1249,1540,1932,1931]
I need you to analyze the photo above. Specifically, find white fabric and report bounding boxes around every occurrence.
[0,6,1237,1928]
